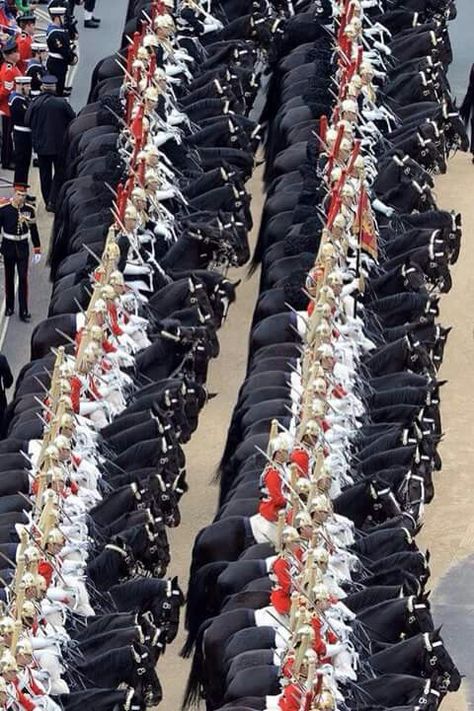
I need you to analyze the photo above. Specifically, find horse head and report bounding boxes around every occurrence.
[130,642,162,707]
[153,576,185,644]
[422,629,462,691]
[149,473,182,528]
[406,595,434,638]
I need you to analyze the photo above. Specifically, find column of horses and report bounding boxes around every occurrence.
[0,0,284,708]
[182,1,465,710]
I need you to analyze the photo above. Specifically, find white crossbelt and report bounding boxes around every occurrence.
[3,232,28,241]
[13,126,31,132]
[48,53,65,60]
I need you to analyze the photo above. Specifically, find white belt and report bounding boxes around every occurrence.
[48,53,65,60]
[3,232,28,242]
[13,126,31,133]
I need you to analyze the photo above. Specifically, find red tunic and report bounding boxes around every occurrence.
[290,447,309,476]
[37,560,53,588]
[0,61,20,116]
[311,616,338,661]
[258,465,286,522]
[108,302,123,336]
[279,683,302,711]
[12,679,36,711]
[17,33,32,73]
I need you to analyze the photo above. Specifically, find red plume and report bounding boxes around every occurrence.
[319,115,328,145]
[127,32,141,74]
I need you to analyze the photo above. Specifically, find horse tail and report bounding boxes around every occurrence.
[213,407,241,483]
[182,619,212,710]
[181,561,228,658]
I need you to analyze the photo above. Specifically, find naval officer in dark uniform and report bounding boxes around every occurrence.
[46,6,75,96]
[9,75,32,185]
[0,184,41,321]
[24,74,76,211]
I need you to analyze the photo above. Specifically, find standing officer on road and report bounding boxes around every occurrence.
[9,75,32,185]
[46,6,75,96]
[0,184,41,322]
[24,74,75,211]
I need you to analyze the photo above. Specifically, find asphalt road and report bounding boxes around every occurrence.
[0,0,128,379]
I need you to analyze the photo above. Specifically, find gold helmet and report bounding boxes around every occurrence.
[315,322,332,341]
[35,575,47,594]
[327,271,344,287]
[93,298,107,314]
[296,478,311,497]
[281,526,300,545]
[144,87,159,103]
[309,494,331,514]
[124,203,138,221]
[317,690,336,710]
[101,285,116,301]
[320,285,336,303]
[109,270,124,285]
[321,242,336,260]
[0,652,18,673]
[47,466,65,482]
[268,433,292,458]
[0,618,15,635]
[312,547,329,566]
[59,361,75,378]
[311,399,327,419]
[312,377,327,396]
[15,638,33,657]
[21,601,36,623]
[21,572,36,589]
[60,413,75,431]
[54,434,71,451]
[24,546,41,565]
[143,33,159,48]
[47,528,65,546]
[312,582,330,602]
[306,419,322,436]
[294,511,312,529]
[44,444,59,461]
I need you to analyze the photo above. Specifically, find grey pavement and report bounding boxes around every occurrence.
[0,0,129,383]
[446,0,473,103]
[428,4,474,706]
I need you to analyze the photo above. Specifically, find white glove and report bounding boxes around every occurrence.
[32,252,42,264]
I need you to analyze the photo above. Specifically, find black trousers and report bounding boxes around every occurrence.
[46,57,68,96]
[1,115,13,169]
[37,154,63,208]
[4,249,29,315]
[84,0,96,10]
[12,130,32,185]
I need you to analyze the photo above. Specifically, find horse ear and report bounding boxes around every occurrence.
[434,625,443,638]
[232,279,241,288]
[437,379,448,388]
[172,575,178,588]
[131,643,141,664]
[425,549,431,562]
[424,589,431,600]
